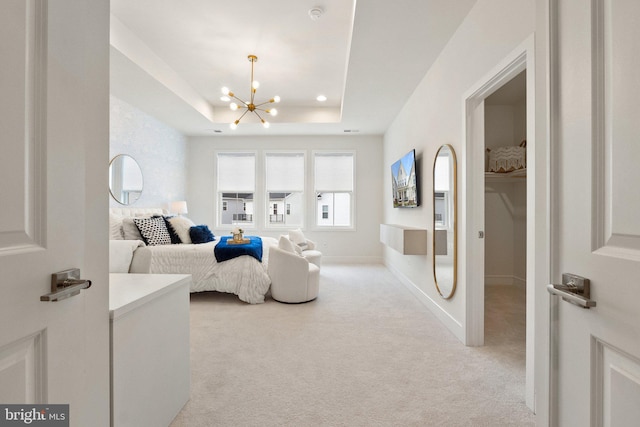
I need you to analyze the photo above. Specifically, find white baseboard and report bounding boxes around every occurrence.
[385,261,464,343]
[485,275,526,286]
[323,256,383,265]
[513,275,526,287]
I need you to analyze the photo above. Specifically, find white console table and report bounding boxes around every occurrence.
[109,273,191,427]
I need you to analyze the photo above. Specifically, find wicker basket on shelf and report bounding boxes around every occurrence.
[486,140,526,173]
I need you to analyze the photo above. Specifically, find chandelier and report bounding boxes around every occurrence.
[221,54,280,129]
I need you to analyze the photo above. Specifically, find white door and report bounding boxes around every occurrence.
[466,99,486,345]
[550,0,640,425]
[0,0,110,425]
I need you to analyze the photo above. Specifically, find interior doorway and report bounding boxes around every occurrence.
[483,70,528,394]
[463,36,536,411]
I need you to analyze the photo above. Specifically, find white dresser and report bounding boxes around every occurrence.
[109,273,191,427]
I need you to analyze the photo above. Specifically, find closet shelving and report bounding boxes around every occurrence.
[484,168,526,183]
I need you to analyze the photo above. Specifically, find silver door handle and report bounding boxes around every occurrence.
[41,268,92,302]
[547,273,596,309]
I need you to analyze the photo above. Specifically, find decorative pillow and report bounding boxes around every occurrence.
[162,216,182,244]
[278,235,298,254]
[133,216,172,246]
[189,225,215,244]
[166,216,196,244]
[122,217,144,240]
[288,228,306,245]
[109,213,124,240]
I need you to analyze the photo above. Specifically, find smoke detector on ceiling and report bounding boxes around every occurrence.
[308,7,324,21]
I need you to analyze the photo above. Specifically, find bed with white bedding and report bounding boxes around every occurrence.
[109,207,277,304]
[128,238,277,303]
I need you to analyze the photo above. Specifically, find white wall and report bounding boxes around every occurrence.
[187,135,384,263]
[109,95,188,208]
[513,98,527,144]
[511,180,527,281]
[486,105,516,149]
[382,0,535,339]
[484,100,527,285]
[485,183,515,281]
[485,181,527,284]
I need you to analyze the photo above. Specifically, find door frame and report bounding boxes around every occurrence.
[462,35,543,411]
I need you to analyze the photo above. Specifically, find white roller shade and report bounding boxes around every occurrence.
[314,153,353,191]
[266,153,304,191]
[434,155,450,192]
[218,153,255,191]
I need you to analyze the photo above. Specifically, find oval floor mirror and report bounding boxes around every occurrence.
[433,144,457,299]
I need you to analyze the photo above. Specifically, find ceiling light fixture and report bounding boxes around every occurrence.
[309,7,324,21]
[316,95,327,102]
[221,54,280,129]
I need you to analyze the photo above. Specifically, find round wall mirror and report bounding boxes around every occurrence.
[109,154,143,205]
[433,144,457,299]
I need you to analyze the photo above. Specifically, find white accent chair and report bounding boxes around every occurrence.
[286,228,322,268]
[268,236,320,303]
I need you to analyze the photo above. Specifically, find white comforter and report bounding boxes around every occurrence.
[128,237,278,304]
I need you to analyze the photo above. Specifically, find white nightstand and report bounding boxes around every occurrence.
[109,273,191,427]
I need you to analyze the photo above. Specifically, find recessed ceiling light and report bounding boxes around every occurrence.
[316,95,327,102]
[343,129,360,133]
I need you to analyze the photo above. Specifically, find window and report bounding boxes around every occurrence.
[217,152,255,227]
[434,192,447,227]
[314,152,354,227]
[265,152,305,227]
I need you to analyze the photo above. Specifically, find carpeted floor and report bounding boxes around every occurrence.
[170,264,535,426]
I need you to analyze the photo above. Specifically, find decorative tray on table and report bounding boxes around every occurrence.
[227,238,251,245]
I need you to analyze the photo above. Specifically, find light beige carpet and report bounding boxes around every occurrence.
[170,264,535,426]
